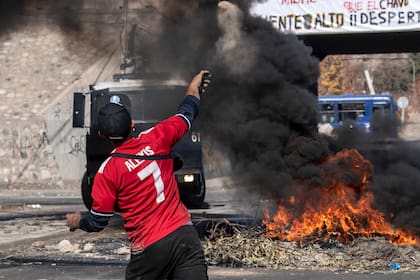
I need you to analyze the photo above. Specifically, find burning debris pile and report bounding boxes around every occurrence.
[203,148,420,271]
[203,220,420,271]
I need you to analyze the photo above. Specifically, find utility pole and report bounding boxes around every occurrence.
[364,70,375,94]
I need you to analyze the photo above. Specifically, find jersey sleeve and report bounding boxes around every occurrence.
[152,95,200,149]
[79,165,116,232]
[175,95,200,129]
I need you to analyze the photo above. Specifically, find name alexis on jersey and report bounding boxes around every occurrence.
[124,146,155,172]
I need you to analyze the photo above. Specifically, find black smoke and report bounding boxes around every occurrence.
[362,141,420,235]
[137,1,325,198]
[0,0,112,52]
[0,1,25,35]
[0,1,84,32]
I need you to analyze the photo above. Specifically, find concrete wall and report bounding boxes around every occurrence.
[0,2,123,189]
[44,51,122,182]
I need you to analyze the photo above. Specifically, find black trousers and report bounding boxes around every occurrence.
[125,225,208,280]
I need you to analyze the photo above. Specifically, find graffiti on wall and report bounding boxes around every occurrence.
[9,127,49,159]
[68,135,85,155]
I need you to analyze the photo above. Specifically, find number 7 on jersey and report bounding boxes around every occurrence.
[137,161,165,203]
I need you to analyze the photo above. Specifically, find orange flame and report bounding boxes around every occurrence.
[263,149,419,246]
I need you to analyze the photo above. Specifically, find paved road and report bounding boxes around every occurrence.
[1,262,419,280]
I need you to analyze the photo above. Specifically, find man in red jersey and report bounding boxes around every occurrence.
[66,71,210,280]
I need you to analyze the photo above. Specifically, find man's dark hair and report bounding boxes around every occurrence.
[98,103,132,140]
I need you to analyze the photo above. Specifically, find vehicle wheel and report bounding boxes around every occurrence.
[182,172,206,209]
[81,172,93,210]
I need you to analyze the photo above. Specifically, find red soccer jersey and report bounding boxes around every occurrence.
[91,115,191,250]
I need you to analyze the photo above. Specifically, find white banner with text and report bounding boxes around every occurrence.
[251,0,420,34]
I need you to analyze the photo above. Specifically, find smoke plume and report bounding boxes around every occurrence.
[0,0,111,53]
[0,1,25,35]
[140,0,322,198]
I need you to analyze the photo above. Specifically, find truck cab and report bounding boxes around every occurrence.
[73,73,206,209]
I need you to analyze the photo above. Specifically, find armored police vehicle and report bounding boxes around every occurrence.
[72,72,206,209]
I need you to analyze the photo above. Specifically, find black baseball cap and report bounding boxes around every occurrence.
[98,103,132,140]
